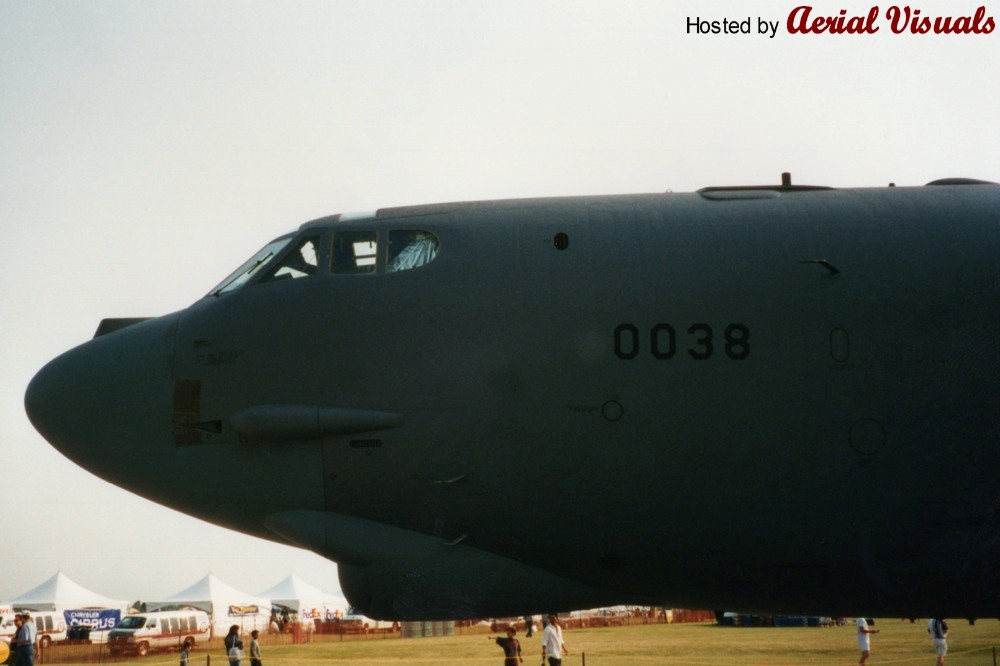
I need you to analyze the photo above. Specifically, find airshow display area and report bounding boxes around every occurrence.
[4,3,1000,665]
[1,572,349,642]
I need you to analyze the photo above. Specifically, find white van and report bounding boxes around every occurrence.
[0,612,68,648]
[0,614,12,646]
[107,610,211,657]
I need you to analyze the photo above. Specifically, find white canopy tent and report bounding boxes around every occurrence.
[256,574,347,622]
[150,574,271,636]
[6,571,128,643]
[8,571,127,612]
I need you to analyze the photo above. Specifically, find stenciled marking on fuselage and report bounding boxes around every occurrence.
[196,350,244,366]
[613,323,750,360]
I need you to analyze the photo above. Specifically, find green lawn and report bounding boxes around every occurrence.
[39,620,1000,666]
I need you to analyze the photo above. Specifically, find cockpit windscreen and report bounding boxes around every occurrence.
[209,237,293,296]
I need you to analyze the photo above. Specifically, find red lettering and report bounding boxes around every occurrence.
[792,4,994,36]
[787,6,818,34]
[887,5,907,33]
[912,14,932,35]
[859,6,880,34]
[888,5,995,35]
[787,5,879,34]
[972,6,995,34]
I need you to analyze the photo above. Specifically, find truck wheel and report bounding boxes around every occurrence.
[137,641,150,657]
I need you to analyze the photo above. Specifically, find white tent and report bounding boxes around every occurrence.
[256,574,347,622]
[7,571,128,643]
[151,574,271,636]
[9,571,127,612]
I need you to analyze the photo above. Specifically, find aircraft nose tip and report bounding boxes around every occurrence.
[24,316,177,466]
[24,347,96,450]
[24,357,63,445]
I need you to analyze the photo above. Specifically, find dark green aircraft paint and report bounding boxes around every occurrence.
[25,178,1000,620]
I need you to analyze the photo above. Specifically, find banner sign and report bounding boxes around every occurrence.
[228,605,260,616]
[63,609,121,630]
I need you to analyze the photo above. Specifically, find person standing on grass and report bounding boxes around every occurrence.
[928,618,948,666]
[15,612,37,666]
[541,614,568,666]
[856,617,879,666]
[489,625,523,666]
[225,624,244,666]
[249,629,262,666]
[8,614,22,666]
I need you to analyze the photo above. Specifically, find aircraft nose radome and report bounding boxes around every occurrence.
[25,315,177,469]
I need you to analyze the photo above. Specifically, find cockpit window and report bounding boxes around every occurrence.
[261,236,319,283]
[210,227,439,293]
[209,237,294,296]
[331,231,377,274]
[388,230,439,272]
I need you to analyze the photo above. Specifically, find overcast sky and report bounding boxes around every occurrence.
[2,0,997,604]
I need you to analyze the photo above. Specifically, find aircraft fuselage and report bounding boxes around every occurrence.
[26,180,1000,619]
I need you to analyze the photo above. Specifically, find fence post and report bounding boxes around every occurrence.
[581,652,586,666]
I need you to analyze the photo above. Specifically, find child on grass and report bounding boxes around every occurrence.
[249,629,262,666]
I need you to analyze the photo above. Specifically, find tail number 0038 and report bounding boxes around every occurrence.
[614,323,750,361]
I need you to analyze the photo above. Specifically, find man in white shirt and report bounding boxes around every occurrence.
[928,618,948,666]
[856,617,878,666]
[541,614,568,666]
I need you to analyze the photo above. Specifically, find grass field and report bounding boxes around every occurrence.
[37,620,1000,666]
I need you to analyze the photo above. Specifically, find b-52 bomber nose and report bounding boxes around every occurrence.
[25,315,178,477]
